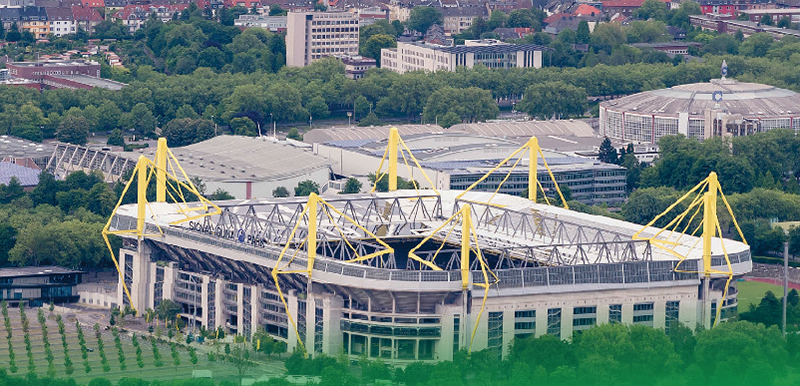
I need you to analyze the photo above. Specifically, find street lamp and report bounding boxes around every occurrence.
[309,115,313,130]
[420,112,424,125]
[347,111,352,127]
[270,113,275,138]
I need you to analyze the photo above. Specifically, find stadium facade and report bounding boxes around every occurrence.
[599,78,800,144]
[112,188,751,363]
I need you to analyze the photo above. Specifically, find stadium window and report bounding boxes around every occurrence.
[665,301,680,334]
[633,302,655,327]
[572,306,597,332]
[609,304,622,323]
[488,312,503,360]
[514,309,535,340]
[453,315,460,353]
[547,308,561,338]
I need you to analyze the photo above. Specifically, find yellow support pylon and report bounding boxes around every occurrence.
[407,203,498,352]
[633,172,746,327]
[456,136,568,209]
[370,127,440,195]
[102,138,221,312]
[271,193,395,355]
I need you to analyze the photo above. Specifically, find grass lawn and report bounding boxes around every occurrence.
[0,307,285,384]
[738,280,784,312]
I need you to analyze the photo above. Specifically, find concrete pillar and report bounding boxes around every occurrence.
[596,303,610,325]
[321,294,343,356]
[251,285,259,336]
[502,309,514,359]
[622,303,634,325]
[286,290,299,353]
[535,308,547,338]
[561,306,573,340]
[236,284,244,336]
[653,300,666,330]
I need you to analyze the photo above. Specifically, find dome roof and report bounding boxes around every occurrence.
[601,79,800,117]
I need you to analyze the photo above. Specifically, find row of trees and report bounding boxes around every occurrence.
[274,319,792,386]
[3,43,800,144]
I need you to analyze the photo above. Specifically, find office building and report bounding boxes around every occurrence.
[286,11,359,67]
[381,39,549,74]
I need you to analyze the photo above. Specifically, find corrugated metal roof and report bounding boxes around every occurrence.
[128,135,332,182]
[0,161,41,186]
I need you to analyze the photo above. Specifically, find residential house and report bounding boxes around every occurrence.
[0,8,21,31]
[112,4,189,32]
[441,6,487,34]
[46,7,75,37]
[20,7,49,40]
[72,5,102,33]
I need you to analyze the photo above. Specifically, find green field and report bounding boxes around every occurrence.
[737,280,784,312]
[0,306,285,384]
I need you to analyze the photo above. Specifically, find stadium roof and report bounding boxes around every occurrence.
[0,136,54,159]
[0,161,40,186]
[129,135,333,183]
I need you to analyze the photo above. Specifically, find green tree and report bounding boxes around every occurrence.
[120,103,157,137]
[305,96,330,120]
[209,188,235,200]
[407,6,443,33]
[576,21,590,44]
[231,117,258,137]
[57,115,91,145]
[362,34,396,66]
[272,186,290,197]
[287,127,303,141]
[739,32,774,57]
[295,180,319,196]
[340,178,362,194]
[517,82,587,119]
[358,112,382,127]
[107,129,125,147]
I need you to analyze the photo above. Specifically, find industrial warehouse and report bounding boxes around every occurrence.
[106,134,751,364]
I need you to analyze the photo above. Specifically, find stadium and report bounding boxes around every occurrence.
[599,78,800,144]
[107,136,752,364]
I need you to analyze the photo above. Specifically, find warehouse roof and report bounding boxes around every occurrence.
[130,135,332,183]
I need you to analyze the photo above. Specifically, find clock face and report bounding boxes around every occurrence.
[712,91,723,102]
[722,67,728,76]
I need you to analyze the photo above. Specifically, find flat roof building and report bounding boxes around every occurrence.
[6,60,127,90]
[381,39,550,74]
[286,11,359,67]
[313,131,626,204]
[125,135,333,199]
[0,266,83,307]
[233,14,287,32]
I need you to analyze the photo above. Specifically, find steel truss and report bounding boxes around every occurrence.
[187,194,442,267]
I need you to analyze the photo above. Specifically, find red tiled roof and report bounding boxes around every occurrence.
[602,0,667,7]
[82,0,105,7]
[543,12,567,23]
[573,4,601,15]
[72,5,103,21]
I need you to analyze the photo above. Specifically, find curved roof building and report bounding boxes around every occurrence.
[600,79,800,143]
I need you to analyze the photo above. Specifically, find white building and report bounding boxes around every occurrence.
[286,11,360,67]
[381,40,549,74]
[233,14,287,32]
